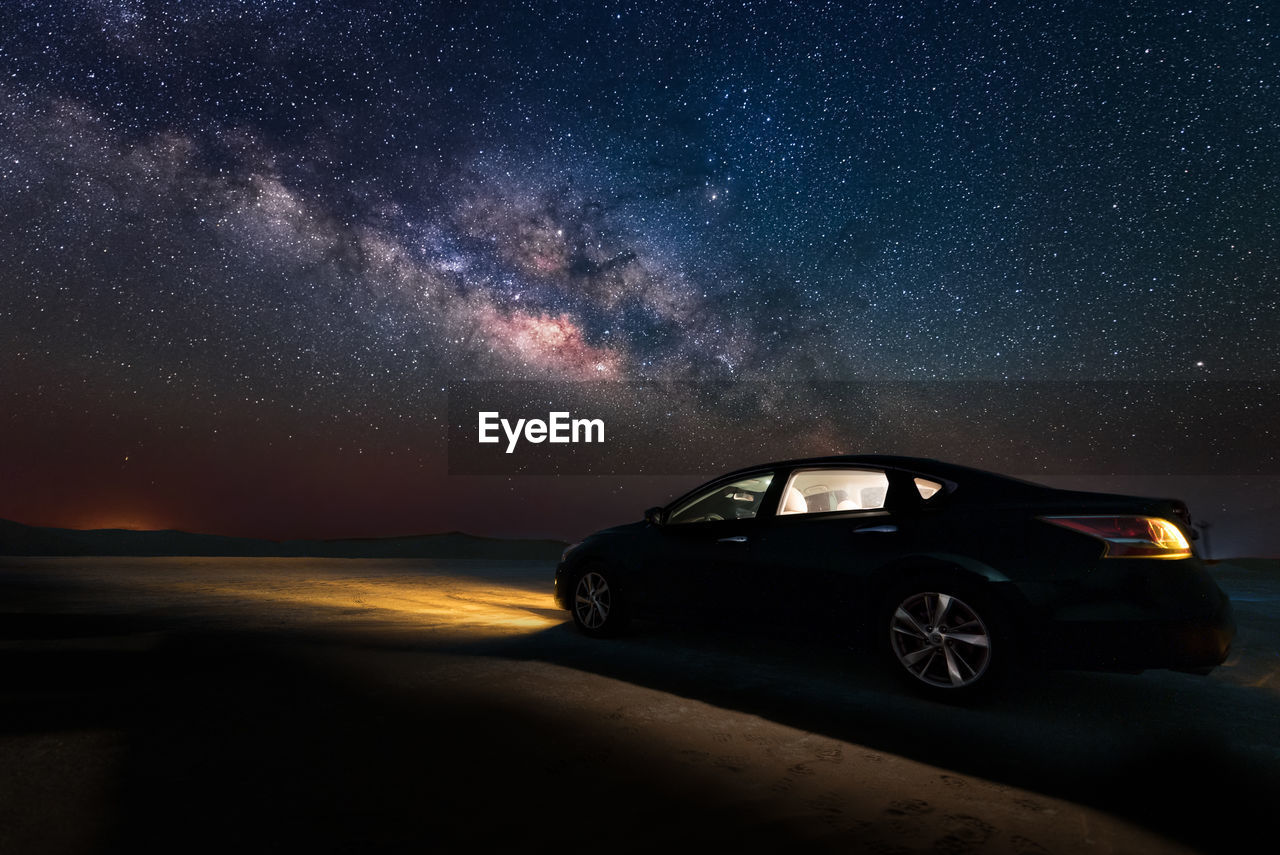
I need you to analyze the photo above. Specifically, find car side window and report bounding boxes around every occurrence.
[777,468,890,516]
[914,477,943,500]
[667,474,774,524]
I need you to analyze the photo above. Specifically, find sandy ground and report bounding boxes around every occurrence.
[1,557,1276,854]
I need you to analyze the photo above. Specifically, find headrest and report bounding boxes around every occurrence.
[779,486,808,515]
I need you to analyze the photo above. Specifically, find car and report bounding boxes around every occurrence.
[553,455,1235,697]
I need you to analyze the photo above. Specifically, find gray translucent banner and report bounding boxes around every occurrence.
[446,381,1278,476]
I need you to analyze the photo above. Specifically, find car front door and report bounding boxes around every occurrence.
[646,471,780,625]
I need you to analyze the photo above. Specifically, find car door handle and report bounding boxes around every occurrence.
[855,525,897,533]
[718,536,748,543]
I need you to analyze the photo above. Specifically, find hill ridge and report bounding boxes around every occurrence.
[0,518,567,560]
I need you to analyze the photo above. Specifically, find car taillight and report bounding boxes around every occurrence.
[1042,515,1192,559]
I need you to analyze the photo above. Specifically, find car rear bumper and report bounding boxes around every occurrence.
[1008,555,1236,673]
[1038,599,1235,673]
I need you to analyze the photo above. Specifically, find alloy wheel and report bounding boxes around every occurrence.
[574,571,612,630]
[889,591,992,689]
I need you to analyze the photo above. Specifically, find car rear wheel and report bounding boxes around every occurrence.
[571,566,629,637]
[883,579,1008,697]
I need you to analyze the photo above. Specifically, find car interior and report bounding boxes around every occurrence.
[668,470,947,523]
[778,469,892,515]
[667,474,775,524]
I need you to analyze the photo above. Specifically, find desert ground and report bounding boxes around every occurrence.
[1,557,1276,854]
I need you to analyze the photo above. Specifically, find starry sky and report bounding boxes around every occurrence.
[1,1,1277,551]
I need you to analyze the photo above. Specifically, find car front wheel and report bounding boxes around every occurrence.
[571,566,629,637]
[884,581,1007,697]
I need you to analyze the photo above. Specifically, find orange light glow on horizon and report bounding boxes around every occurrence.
[70,512,171,532]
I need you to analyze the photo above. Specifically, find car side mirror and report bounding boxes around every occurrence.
[644,506,665,526]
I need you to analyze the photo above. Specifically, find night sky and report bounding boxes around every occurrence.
[1,2,1276,550]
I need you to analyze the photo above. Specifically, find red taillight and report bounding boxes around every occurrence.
[1042,515,1193,559]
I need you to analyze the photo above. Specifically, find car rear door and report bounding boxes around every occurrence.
[731,467,932,639]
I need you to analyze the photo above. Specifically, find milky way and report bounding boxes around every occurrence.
[1,1,1277,546]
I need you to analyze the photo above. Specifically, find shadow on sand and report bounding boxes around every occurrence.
[1,583,1275,854]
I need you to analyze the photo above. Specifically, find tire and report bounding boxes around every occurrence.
[881,575,1010,698]
[570,565,629,638]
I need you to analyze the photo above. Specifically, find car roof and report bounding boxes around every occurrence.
[714,454,951,477]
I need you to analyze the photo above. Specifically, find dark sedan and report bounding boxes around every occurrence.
[553,455,1235,696]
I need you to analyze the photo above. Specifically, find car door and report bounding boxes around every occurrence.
[731,467,929,639]
[646,471,780,624]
